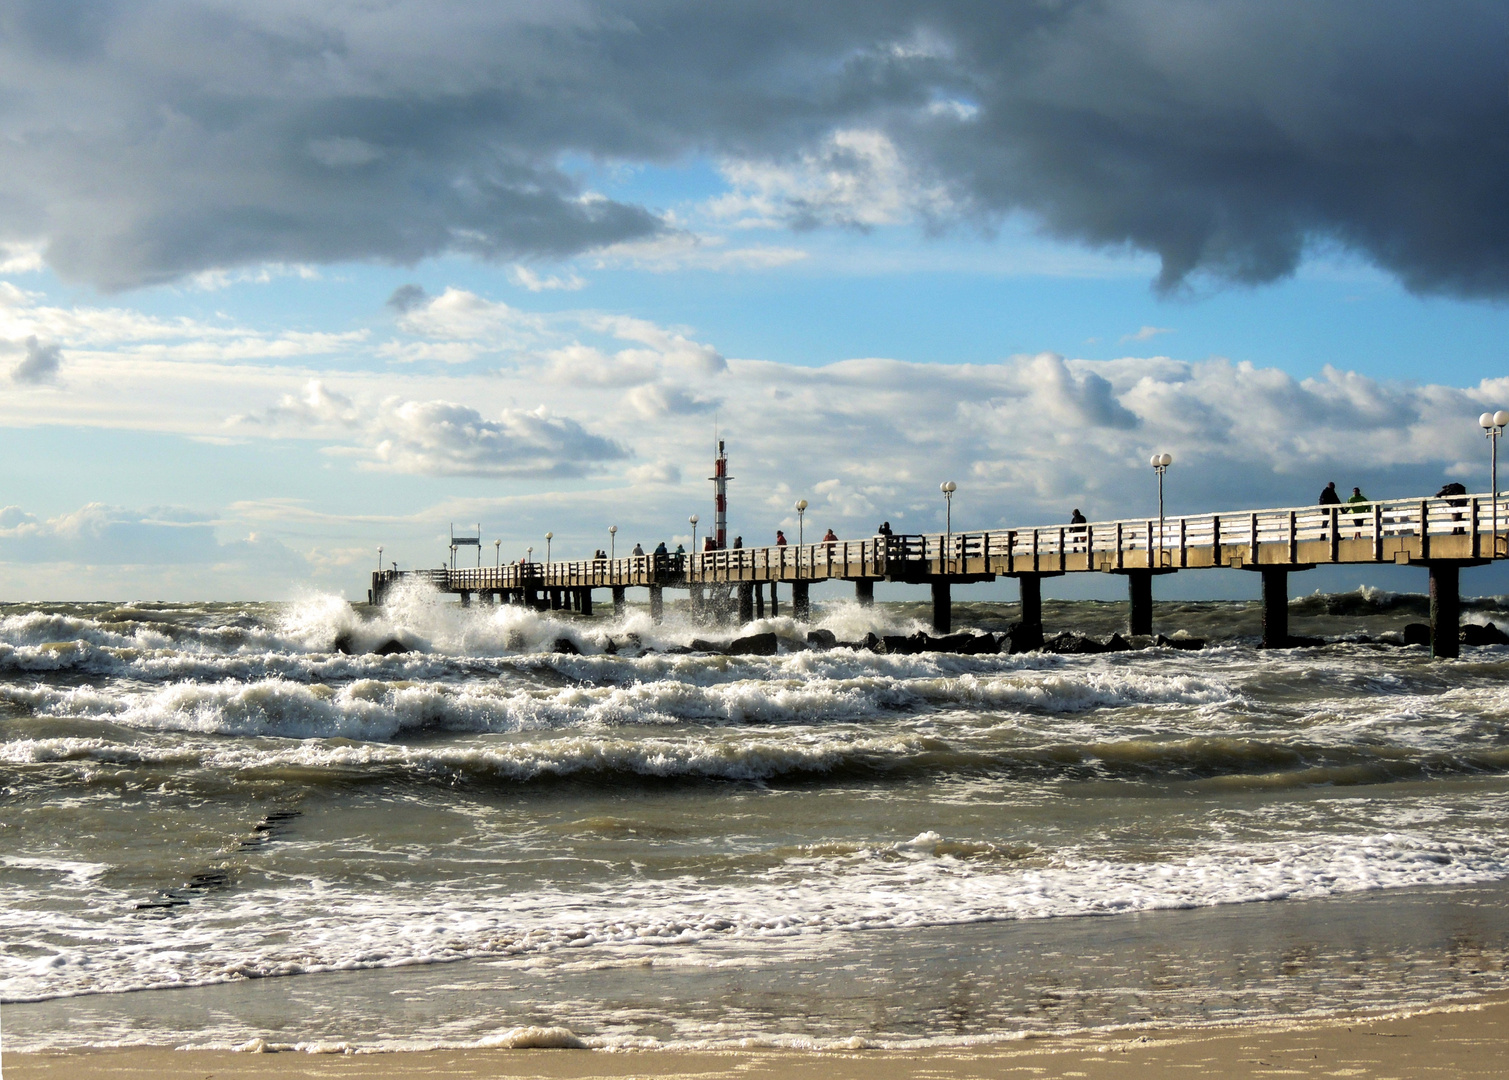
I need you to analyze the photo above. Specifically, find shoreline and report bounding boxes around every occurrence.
[8,995,1509,1079]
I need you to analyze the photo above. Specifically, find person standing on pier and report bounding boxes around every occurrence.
[1344,486,1369,537]
[1319,481,1340,506]
[776,530,787,546]
[822,528,838,545]
[1070,508,1087,552]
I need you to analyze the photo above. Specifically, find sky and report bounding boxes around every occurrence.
[0,0,1506,602]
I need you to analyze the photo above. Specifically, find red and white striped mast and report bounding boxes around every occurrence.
[710,439,730,549]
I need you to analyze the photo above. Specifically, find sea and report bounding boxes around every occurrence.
[4,583,1509,1054]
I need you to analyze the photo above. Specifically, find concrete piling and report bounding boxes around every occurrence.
[612,586,626,617]
[649,585,664,624]
[738,583,754,624]
[1126,571,1152,636]
[931,579,951,633]
[1261,567,1289,648]
[792,581,810,622]
[1018,574,1043,643]
[1429,562,1460,659]
[855,579,874,606]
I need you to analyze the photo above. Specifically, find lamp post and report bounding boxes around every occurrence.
[1150,453,1173,564]
[527,546,533,563]
[689,514,700,579]
[795,499,808,547]
[494,539,501,568]
[1480,411,1509,556]
[545,531,553,563]
[940,481,957,565]
[609,524,618,561]
[449,543,457,570]
[377,546,383,572]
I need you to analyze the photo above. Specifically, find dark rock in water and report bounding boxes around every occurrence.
[601,637,619,655]
[666,645,694,654]
[862,632,884,653]
[958,633,1000,655]
[1402,623,1431,647]
[883,634,919,655]
[506,630,526,650]
[1001,622,1044,654]
[552,637,581,655]
[1102,633,1131,652]
[1124,634,1156,650]
[1286,635,1325,648]
[1155,634,1205,651]
[689,638,726,654]
[1461,622,1509,646]
[1043,632,1105,654]
[729,631,779,656]
[373,638,411,656]
[806,628,837,648]
[836,639,864,650]
[625,632,642,649]
[332,632,356,655]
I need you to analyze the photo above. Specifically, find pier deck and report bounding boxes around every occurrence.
[372,491,1506,658]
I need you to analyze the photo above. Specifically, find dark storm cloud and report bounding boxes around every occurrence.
[0,1,1502,295]
[12,337,62,383]
[385,284,427,314]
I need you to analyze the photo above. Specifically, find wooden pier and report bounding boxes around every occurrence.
[371,491,1507,659]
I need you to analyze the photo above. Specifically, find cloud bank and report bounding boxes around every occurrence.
[0,1,1500,295]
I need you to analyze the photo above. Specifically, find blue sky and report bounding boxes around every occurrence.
[0,2,1504,601]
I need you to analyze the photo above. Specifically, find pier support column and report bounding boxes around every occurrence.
[792,581,810,622]
[1126,571,1152,637]
[1017,574,1043,645]
[756,583,766,619]
[738,583,754,624]
[648,585,664,624]
[770,583,780,618]
[855,579,874,607]
[931,579,952,634]
[1429,562,1461,660]
[579,589,593,617]
[459,591,471,608]
[1261,568,1289,649]
[612,586,626,618]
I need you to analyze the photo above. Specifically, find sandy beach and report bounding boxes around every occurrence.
[9,995,1509,1079]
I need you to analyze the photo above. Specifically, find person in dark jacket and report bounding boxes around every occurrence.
[775,530,787,546]
[1069,508,1087,552]
[1318,482,1340,505]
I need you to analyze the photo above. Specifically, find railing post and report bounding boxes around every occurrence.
[1179,517,1187,567]
[1287,510,1297,564]
[1420,499,1430,560]
[1115,521,1124,570]
[1058,527,1066,571]
[1211,515,1221,565]
[1032,528,1040,572]
[1329,506,1339,562]
[1471,497,1481,558]
[1250,512,1259,563]
[1373,503,1384,561]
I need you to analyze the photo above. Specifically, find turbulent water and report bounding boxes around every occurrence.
[5,583,1509,1052]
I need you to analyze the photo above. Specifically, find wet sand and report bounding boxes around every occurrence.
[9,995,1509,1079]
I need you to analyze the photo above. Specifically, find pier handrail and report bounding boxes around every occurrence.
[378,490,1504,597]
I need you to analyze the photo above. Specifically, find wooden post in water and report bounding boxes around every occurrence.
[459,591,471,608]
[1260,567,1289,648]
[649,585,664,624]
[755,582,766,619]
[612,586,626,617]
[792,581,810,622]
[770,583,780,617]
[738,583,754,624]
[855,579,874,606]
[931,579,951,633]
[1429,562,1460,659]
[1126,571,1152,636]
[579,588,592,616]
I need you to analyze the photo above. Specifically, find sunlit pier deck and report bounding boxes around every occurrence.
[372,491,1507,659]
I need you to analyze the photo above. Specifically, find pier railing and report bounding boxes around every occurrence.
[375,491,1506,599]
